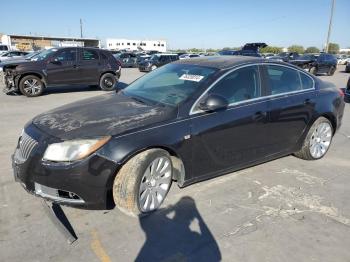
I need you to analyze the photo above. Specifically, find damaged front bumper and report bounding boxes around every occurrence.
[2,70,19,94]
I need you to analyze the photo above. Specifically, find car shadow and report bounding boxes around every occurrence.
[135,196,221,262]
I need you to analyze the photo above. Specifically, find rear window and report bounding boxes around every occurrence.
[300,73,314,90]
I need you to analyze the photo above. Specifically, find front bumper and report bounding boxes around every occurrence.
[12,124,119,210]
[138,66,151,72]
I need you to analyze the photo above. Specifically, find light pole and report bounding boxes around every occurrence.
[325,0,336,53]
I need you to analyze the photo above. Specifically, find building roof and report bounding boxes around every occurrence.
[173,56,264,69]
[5,34,99,42]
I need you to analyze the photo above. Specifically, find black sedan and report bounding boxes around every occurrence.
[12,56,345,216]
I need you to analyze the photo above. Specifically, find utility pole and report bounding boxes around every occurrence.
[80,18,83,38]
[325,0,335,53]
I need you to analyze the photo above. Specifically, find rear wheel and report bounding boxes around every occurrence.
[310,67,317,75]
[19,75,44,97]
[113,149,173,217]
[294,117,333,160]
[99,73,117,91]
[151,65,157,71]
[327,66,336,76]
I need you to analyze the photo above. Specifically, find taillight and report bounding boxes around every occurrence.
[338,88,345,97]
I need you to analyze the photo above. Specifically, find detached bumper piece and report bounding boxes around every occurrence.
[35,183,85,204]
[41,200,78,244]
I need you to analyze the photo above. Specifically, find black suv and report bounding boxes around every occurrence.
[3,47,121,97]
[306,53,337,76]
[218,43,267,57]
[138,53,179,72]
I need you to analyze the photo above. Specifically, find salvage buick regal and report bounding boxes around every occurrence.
[12,56,345,216]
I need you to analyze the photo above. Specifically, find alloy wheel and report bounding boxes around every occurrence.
[309,122,332,158]
[138,157,172,212]
[23,79,41,95]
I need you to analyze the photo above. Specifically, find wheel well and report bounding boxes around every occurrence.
[321,113,337,133]
[18,73,46,87]
[100,71,116,78]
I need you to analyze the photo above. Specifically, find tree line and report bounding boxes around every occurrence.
[172,43,346,54]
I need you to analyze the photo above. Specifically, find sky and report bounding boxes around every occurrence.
[1,0,349,49]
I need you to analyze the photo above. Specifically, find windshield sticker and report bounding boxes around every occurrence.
[179,74,204,82]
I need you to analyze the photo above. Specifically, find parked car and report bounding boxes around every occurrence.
[179,54,200,60]
[3,47,121,97]
[263,53,276,59]
[345,76,350,102]
[0,51,29,62]
[0,51,41,72]
[136,54,151,65]
[218,43,267,57]
[289,54,318,69]
[138,53,178,71]
[307,53,337,76]
[345,62,350,73]
[12,56,345,216]
[337,55,349,65]
[114,52,138,68]
[269,52,300,62]
[0,44,11,55]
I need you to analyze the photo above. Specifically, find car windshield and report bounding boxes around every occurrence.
[123,63,217,106]
[150,55,159,61]
[34,48,58,61]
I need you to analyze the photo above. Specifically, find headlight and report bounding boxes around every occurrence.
[43,136,110,162]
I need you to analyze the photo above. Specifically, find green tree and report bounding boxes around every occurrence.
[188,48,204,53]
[305,46,320,53]
[206,48,219,53]
[288,45,305,54]
[260,46,283,54]
[327,43,339,54]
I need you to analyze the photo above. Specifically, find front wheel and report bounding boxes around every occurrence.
[151,65,157,71]
[327,66,336,76]
[113,149,173,217]
[294,117,333,160]
[99,73,117,91]
[19,75,44,97]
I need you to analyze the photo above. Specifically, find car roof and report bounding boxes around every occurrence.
[173,55,264,69]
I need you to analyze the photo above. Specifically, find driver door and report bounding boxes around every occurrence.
[190,65,270,178]
[46,48,79,85]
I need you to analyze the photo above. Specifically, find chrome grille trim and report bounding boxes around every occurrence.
[16,132,38,163]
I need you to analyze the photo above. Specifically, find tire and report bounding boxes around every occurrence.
[294,117,333,160]
[310,67,317,75]
[99,73,117,91]
[113,149,173,217]
[19,75,44,97]
[327,66,336,76]
[151,65,157,71]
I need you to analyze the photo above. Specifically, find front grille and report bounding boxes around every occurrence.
[15,132,38,163]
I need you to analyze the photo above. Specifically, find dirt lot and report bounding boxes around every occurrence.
[0,66,349,262]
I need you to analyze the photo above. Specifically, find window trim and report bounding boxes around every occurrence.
[190,62,315,115]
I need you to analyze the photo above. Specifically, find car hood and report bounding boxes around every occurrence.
[32,93,176,140]
[2,60,40,70]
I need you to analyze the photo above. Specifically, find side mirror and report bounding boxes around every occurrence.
[199,94,228,112]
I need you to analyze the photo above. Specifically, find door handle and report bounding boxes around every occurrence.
[304,98,311,105]
[253,111,267,121]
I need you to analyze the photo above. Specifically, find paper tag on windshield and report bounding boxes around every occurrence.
[179,74,204,82]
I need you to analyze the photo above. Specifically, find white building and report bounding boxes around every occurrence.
[106,38,167,52]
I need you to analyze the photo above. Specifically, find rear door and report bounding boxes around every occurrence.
[262,64,316,154]
[46,48,79,85]
[78,48,100,83]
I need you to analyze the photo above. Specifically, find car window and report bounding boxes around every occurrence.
[300,73,314,90]
[82,49,99,60]
[100,52,108,60]
[266,65,302,95]
[0,46,8,51]
[54,49,77,62]
[208,65,261,104]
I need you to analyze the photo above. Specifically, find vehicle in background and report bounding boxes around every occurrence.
[0,51,29,62]
[269,52,299,62]
[0,51,41,72]
[114,52,138,68]
[138,53,178,72]
[3,47,121,97]
[136,54,151,65]
[12,56,345,216]
[179,54,200,60]
[218,43,267,57]
[306,53,337,76]
[0,44,11,55]
[263,53,276,59]
[289,54,318,70]
[337,55,350,65]
[345,62,350,73]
